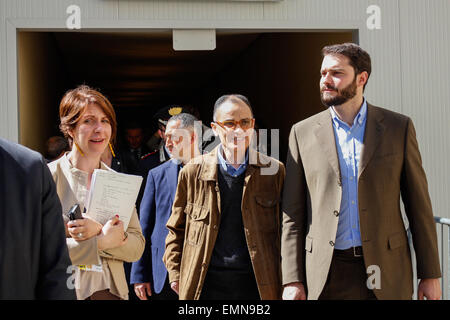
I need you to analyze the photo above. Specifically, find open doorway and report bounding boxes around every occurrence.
[17,30,353,160]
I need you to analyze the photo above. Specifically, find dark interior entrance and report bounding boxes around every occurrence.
[18,30,353,160]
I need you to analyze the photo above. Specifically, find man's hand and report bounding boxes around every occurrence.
[282,282,307,300]
[418,278,441,300]
[134,283,152,300]
[170,281,179,295]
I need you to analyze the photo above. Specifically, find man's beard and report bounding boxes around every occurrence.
[320,77,357,107]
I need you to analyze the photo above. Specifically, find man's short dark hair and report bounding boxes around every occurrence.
[213,94,254,121]
[322,43,372,90]
[168,112,198,130]
[167,113,200,147]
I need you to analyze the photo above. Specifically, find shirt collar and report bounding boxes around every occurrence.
[62,152,109,174]
[217,144,249,176]
[170,158,183,166]
[330,98,368,129]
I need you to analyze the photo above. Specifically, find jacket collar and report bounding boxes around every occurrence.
[198,145,272,181]
[358,103,385,179]
[164,159,181,196]
[314,103,385,182]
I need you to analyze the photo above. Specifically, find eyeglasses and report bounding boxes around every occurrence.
[215,118,254,130]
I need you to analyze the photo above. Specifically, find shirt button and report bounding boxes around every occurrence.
[329,241,335,247]
[351,200,355,205]
[213,225,218,230]
[333,210,339,217]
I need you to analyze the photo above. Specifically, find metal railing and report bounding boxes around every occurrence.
[411,216,449,300]
[434,216,450,300]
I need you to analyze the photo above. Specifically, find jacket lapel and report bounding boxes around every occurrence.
[314,111,341,182]
[165,160,180,203]
[358,104,385,179]
[199,147,219,182]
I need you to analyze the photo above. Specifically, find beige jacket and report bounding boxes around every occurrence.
[48,154,145,299]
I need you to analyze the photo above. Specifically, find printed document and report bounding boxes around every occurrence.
[86,169,142,230]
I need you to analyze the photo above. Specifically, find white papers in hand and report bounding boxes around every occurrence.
[86,169,143,230]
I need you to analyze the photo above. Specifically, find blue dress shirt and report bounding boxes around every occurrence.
[330,99,368,250]
[217,144,249,177]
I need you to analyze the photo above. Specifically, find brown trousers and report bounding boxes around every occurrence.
[85,289,121,300]
[318,248,377,300]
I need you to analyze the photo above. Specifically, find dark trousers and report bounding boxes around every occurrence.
[151,277,178,300]
[200,267,260,300]
[318,247,377,300]
[124,262,138,300]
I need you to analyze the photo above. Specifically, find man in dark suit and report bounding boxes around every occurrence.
[281,43,441,300]
[131,113,200,300]
[120,122,152,176]
[0,138,75,299]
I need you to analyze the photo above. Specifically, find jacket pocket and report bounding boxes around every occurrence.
[254,194,279,232]
[388,232,407,250]
[185,203,209,246]
[255,195,278,208]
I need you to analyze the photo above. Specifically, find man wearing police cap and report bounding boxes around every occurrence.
[140,105,187,177]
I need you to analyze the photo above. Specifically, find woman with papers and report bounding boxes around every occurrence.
[48,85,145,300]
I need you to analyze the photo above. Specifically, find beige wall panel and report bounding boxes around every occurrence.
[3,0,118,19]
[398,0,450,219]
[118,0,263,21]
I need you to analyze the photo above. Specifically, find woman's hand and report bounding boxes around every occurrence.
[97,215,127,250]
[67,214,103,241]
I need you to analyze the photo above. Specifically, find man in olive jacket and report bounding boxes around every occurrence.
[163,94,285,300]
[0,138,75,299]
